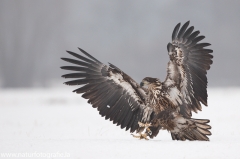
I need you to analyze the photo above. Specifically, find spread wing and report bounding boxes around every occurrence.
[61,48,153,132]
[163,21,213,118]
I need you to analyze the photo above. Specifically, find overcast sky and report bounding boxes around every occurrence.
[0,0,239,88]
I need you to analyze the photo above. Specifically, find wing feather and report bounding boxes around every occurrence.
[61,48,153,132]
[163,21,213,118]
[182,26,194,39]
[172,23,181,41]
[177,21,190,39]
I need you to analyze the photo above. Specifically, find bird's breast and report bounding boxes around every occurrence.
[147,86,177,113]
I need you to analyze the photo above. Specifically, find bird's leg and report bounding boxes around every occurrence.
[131,122,152,140]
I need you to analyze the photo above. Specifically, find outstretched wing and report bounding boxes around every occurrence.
[163,21,213,118]
[61,48,153,132]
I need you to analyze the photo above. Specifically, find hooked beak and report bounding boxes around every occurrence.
[140,82,144,87]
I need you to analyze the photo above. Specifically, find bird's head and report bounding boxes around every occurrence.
[140,77,161,88]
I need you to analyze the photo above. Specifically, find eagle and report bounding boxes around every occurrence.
[61,21,213,141]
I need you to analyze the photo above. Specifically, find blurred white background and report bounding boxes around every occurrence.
[0,0,240,88]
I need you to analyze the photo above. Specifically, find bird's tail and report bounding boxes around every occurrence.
[171,118,212,141]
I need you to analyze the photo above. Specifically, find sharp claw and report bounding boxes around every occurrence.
[131,133,149,140]
[133,122,153,140]
[131,134,139,138]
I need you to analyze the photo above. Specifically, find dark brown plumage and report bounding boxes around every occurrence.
[61,21,213,141]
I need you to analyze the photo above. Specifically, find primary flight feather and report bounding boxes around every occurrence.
[61,21,213,141]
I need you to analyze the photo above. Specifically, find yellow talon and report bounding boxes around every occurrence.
[132,122,152,140]
[131,133,149,140]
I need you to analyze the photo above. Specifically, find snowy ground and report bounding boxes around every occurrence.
[0,88,240,159]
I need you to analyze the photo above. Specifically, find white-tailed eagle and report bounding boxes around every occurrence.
[61,21,213,141]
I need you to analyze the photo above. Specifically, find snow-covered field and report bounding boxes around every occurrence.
[0,88,239,159]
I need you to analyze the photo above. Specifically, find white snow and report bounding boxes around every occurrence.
[0,88,240,159]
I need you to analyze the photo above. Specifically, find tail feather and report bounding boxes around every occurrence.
[182,131,194,141]
[197,127,211,135]
[171,118,211,141]
[195,123,211,129]
[192,118,210,124]
[191,118,212,136]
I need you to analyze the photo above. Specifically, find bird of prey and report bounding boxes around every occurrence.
[61,21,213,141]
